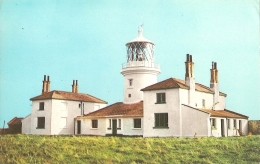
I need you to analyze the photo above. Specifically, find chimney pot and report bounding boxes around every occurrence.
[190,55,192,62]
[47,76,50,82]
[76,80,78,86]
[214,62,217,69]
[186,54,190,62]
[44,75,46,81]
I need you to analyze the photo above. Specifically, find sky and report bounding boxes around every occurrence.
[0,0,259,126]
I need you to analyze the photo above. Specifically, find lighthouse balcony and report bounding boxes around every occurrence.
[122,61,160,69]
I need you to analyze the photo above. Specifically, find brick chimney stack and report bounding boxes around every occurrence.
[42,75,50,94]
[185,54,195,107]
[210,62,220,109]
[72,80,78,93]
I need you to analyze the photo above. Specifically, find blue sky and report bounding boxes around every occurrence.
[0,0,259,126]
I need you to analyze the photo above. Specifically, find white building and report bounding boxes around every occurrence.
[22,77,107,135]
[75,27,248,137]
[23,27,248,137]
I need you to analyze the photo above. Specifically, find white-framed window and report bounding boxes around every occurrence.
[133,118,141,128]
[156,93,166,104]
[92,120,98,128]
[39,102,44,110]
[227,119,230,129]
[154,113,168,128]
[60,117,67,129]
[211,118,217,129]
[37,117,45,129]
[202,99,205,107]
[129,79,133,86]
[233,119,237,129]
[118,119,121,129]
[107,119,112,129]
[128,94,131,98]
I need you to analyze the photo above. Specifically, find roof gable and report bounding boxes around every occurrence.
[141,78,226,96]
[82,101,143,118]
[30,90,107,104]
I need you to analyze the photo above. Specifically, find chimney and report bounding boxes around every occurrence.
[72,80,78,93]
[72,80,76,93]
[47,76,50,92]
[184,54,195,107]
[42,75,50,94]
[185,54,194,80]
[210,62,220,109]
[75,80,78,93]
[210,62,218,85]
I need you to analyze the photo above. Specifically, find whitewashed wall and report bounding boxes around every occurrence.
[30,99,52,135]
[181,105,209,137]
[76,117,143,136]
[21,114,31,134]
[143,89,180,137]
[25,99,106,135]
[122,67,159,104]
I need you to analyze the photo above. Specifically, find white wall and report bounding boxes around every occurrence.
[121,66,160,104]
[76,117,143,136]
[194,92,214,109]
[143,89,181,137]
[181,105,209,137]
[25,99,106,135]
[21,114,31,134]
[30,100,52,135]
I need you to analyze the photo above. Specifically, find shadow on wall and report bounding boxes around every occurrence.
[248,120,260,135]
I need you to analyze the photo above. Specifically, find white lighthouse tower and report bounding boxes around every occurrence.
[121,26,161,104]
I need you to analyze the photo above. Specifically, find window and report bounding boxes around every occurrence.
[107,119,112,130]
[128,94,131,98]
[118,119,121,129]
[60,117,67,128]
[92,120,98,128]
[202,99,205,107]
[227,119,230,129]
[37,117,45,129]
[211,118,216,129]
[39,102,44,110]
[233,119,237,129]
[129,79,133,86]
[134,119,141,128]
[156,93,166,104]
[154,113,168,128]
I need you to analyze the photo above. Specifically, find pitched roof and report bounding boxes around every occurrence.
[30,90,107,104]
[8,117,23,125]
[81,101,143,118]
[182,104,248,119]
[141,78,227,96]
[199,108,248,119]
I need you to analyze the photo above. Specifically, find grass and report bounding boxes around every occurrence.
[0,135,259,163]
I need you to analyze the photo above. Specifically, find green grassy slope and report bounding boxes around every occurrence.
[0,135,259,163]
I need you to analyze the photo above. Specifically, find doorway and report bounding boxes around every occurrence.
[112,119,117,136]
[77,120,81,134]
[221,119,225,137]
[239,120,242,131]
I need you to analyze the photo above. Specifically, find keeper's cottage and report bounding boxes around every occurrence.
[22,27,248,137]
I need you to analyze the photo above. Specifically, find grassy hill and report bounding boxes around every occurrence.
[0,135,259,163]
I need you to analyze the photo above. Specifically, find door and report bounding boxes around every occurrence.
[239,120,242,131]
[112,119,117,136]
[221,119,225,137]
[77,120,81,134]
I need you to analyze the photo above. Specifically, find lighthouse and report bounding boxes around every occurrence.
[121,26,161,104]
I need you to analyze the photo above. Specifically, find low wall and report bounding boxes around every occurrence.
[248,120,260,135]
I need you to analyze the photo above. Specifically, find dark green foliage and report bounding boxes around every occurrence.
[0,135,259,163]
